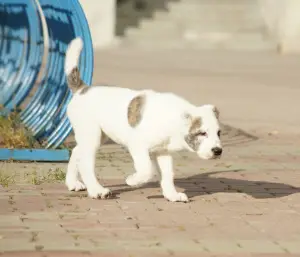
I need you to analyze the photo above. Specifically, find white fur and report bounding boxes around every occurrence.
[65,37,83,76]
[65,37,222,202]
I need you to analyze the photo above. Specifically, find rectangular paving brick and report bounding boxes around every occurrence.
[198,240,245,253]
[277,241,300,254]
[237,240,286,253]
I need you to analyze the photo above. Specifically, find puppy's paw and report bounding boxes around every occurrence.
[88,186,112,199]
[66,180,86,192]
[125,174,141,187]
[164,192,189,203]
[126,174,149,187]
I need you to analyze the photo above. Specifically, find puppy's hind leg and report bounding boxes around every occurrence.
[76,127,112,199]
[66,145,86,191]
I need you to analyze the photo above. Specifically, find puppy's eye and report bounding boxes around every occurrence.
[217,130,221,137]
[196,132,207,137]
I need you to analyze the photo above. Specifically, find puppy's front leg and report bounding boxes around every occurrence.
[126,148,154,187]
[156,154,189,202]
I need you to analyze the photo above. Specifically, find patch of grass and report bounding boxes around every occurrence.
[0,108,40,149]
[66,193,86,198]
[0,170,15,187]
[29,232,38,242]
[27,168,66,185]
[35,245,44,251]
[0,107,71,150]
[72,234,80,240]
[45,199,53,208]
[47,168,66,181]
[8,195,15,205]
[178,225,186,231]
[28,170,41,185]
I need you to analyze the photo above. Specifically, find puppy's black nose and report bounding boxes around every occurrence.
[212,147,222,156]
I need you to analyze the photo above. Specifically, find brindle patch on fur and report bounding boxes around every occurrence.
[185,118,202,151]
[79,86,91,95]
[127,94,145,127]
[189,118,202,134]
[67,67,84,93]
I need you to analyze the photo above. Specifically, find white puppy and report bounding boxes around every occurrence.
[65,38,222,202]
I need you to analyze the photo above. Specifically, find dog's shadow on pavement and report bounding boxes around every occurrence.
[111,169,300,200]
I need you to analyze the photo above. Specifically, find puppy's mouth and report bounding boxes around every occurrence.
[212,155,222,160]
[198,153,213,160]
[200,154,222,160]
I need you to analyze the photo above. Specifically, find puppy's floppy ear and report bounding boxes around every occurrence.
[198,104,220,119]
[182,112,202,134]
[182,113,202,151]
[212,105,220,119]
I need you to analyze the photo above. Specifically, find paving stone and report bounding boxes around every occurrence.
[237,240,287,253]
[277,241,300,254]
[198,240,245,253]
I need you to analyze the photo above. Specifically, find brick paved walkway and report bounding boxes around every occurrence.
[1,48,300,256]
[1,134,300,256]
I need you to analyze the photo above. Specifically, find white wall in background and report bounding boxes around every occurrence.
[260,0,300,53]
[78,0,300,53]
[79,0,116,49]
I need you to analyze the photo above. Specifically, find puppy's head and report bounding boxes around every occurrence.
[183,105,222,160]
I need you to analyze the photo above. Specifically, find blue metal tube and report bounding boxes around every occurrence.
[0,0,94,152]
[41,0,94,149]
[0,0,43,110]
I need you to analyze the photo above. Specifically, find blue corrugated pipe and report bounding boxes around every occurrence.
[0,0,94,151]
[0,0,43,110]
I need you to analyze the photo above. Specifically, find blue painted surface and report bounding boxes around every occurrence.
[0,149,69,162]
[0,0,94,161]
[44,0,94,149]
[0,0,43,110]
[20,0,94,149]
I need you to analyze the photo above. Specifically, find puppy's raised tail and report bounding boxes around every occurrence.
[65,37,84,93]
